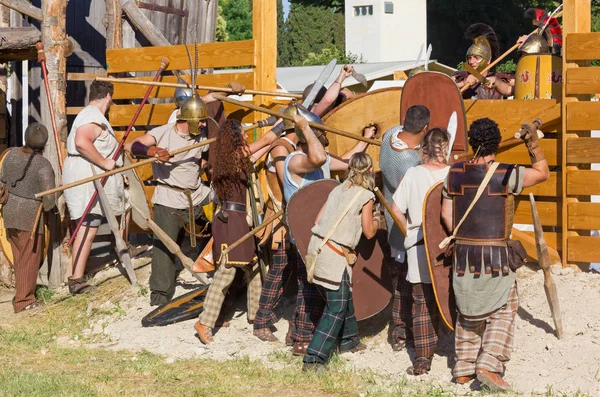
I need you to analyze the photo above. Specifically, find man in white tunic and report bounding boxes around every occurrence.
[63,81,124,294]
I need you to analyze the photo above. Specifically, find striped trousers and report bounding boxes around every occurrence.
[292,253,326,343]
[453,283,519,377]
[391,260,412,341]
[411,283,440,360]
[8,229,43,313]
[199,263,262,328]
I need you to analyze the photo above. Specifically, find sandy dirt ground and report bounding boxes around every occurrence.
[67,256,600,396]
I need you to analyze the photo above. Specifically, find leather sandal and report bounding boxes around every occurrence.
[476,369,511,392]
[285,321,294,346]
[391,338,406,352]
[68,277,97,295]
[341,341,367,354]
[292,341,309,356]
[407,357,432,376]
[194,321,214,344]
[253,327,278,342]
[454,375,476,384]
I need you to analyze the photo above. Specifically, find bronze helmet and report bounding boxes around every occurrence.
[177,96,208,136]
[294,104,328,147]
[24,122,49,150]
[518,34,550,55]
[174,77,193,108]
[280,102,299,131]
[408,66,427,78]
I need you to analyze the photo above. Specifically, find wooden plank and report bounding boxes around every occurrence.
[567,170,600,195]
[514,229,561,265]
[110,72,254,99]
[496,139,558,166]
[106,40,256,73]
[565,67,600,95]
[520,231,561,252]
[114,130,147,142]
[565,32,600,61]
[108,101,284,127]
[566,137,600,163]
[567,236,600,262]
[514,199,558,226]
[521,172,559,197]
[66,106,84,115]
[567,101,600,131]
[568,202,600,230]
[67,72,107,81]
[464,99,561,135]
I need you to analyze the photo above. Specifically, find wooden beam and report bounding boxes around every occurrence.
[106,40,255,73]
[0,26,39,50]
[565,32,600,61]
[568,202,600,230]
[521,172,559,197]
[520,231,561,252]
[566,170,600,195]
[0,0,42,21]
[514,229,561,265]
[121,0,170,47]
[565,67,600,95]
[567,236,600,263]
[105,0,122,50]
[137,1,188,17]
[566,101,600,130]
[566,137,600,163]
[67,72,107,81]
[514,199,558,227]
[496,139,558,166]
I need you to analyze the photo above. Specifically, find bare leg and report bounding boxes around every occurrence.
[71,224,99,279]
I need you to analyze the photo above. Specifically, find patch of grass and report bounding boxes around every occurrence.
[35,286,54,303]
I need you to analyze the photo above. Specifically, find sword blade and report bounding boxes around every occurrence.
[352,70,369,88]
[462,62,487,84]
[446,111,457,163]
[302,58,337,108]
[425,44,432,70]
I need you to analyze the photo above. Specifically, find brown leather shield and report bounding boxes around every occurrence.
[422,181,456,330]
[287,179,393,321]
[400,71,468,161]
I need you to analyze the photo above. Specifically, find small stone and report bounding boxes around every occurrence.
[165,357,175,364]
[40,349,47,356]
[131,356,138,361]
[560,267,575,276]
[90,356,97,361]
[74,335,79,341]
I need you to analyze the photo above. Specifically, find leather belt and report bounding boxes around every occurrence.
[326,241,345,257]
[456,239,507,247]
[222,202,246,213]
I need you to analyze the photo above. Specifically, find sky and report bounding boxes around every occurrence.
[283,0,290,20]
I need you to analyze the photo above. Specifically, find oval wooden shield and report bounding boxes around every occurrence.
[515,54,562,100]
[322,87,402,172]
[422,181,456,330]
[400,72,468,161]
[142,286,208,327]
[287,179,393,321]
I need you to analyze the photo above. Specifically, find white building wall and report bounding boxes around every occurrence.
[345,0,427,63]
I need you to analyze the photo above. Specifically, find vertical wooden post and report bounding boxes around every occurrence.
[40,0,69,287]
[252,0,277,127]
[105,0,122,50]
[561,0,591,269]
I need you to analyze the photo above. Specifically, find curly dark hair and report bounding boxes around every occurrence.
[212,119,252,202]
[468,118,502,157]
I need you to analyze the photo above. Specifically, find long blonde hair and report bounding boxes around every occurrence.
[345,152,375,190]
[420,127,451,164]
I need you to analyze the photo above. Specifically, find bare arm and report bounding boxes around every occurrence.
[522,159,550,188]
[124,133,157,153]
[329,125,376,172]
[248,130,277,156]
[441,197,453,232]
[75,123,115,170]
[312,65,353,117]
[287,115,327,175]
[391,201,408,232]
[361,199,379,239]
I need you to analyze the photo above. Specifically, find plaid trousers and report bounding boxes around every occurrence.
[453,283,519,377]
[303,270,359,364]
[254,243,297,329]
[411,283,440,360]
[292,251,326,343]
[391,260,412,341]
[199,263,262,328]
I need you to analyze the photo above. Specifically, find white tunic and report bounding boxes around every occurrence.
[63,106,124,219]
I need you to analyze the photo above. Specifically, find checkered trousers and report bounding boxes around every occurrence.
[254,244,298,329]
[391,260,412,341]
[303,270,359,364]
[411,283,440,360]
[453,282,519,377]
[199,263,262,328]
[292,252,325,343]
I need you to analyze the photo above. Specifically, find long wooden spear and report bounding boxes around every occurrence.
[36,138,216,198]
[95,77,303,99]
[212,94,381,146]
[68,58,170,246]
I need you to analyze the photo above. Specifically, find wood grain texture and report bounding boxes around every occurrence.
[565,32,600,61]
[567,236,600,262]
[521,172,559,197]
[566,137,600,163]
[568,202,600,230]
[106,41,256,73]
[513,229,561,264]
[496,139,558,166]
[514,199,558,227]
[566,170,600,195]
[566,101,600,131]
[565,67,600,95]
[519,231,561,252]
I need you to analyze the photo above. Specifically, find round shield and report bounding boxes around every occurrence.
[287,179,393,321]
[400,71,468,162]
[123,154,152,231]
[515,54,562,100]
[422,181,456,330]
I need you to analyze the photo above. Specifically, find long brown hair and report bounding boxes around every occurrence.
[420,127,450,164]
[212,119,252,202]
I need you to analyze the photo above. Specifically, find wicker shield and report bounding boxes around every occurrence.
[400,71,468,161]
[515,54,562,100]
[287,179,393,321]
[422,181,456,330]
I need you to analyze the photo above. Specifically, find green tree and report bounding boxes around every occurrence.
[302,45,365,66]
[221,0,252,41]
[277,0,292,66]
[215,5,229,42]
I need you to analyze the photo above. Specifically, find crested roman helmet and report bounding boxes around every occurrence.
[519,8,562,55]
[518,34,550,55]
[464,23,499,70]
[176,40,208,136]
[280,102,299,132]
[174,76,193,108]
[294,104,328,147]
[24,122,49,150]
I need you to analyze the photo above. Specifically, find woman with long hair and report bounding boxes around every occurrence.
[391,127,451,375]
[302,152,382,372]
[194,119,270,344]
